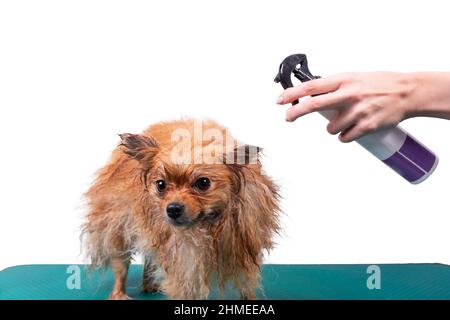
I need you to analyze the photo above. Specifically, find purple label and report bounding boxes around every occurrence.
[399,136,436,172]
[383,152,425,182]
[383,135,436,183]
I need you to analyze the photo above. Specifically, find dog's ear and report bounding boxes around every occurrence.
[224,144,262,194]
[119,133,159,165]
[224,144,262,165]
[226,148,280,270]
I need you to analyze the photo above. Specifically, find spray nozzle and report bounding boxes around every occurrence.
[274,53,320,105]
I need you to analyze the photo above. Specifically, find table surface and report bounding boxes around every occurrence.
[1,264,449,300]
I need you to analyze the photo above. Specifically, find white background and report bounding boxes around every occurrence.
[1,0,449,271]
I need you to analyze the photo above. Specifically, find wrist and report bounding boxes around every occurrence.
[406,72,450,119]
[401,72,426,119]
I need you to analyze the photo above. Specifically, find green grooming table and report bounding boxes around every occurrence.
[1,264,449,300]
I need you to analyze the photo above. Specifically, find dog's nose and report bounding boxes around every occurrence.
[166,202,185,220]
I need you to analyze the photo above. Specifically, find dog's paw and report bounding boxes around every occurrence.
[143,282,160,293]
[240,292,257,300]
[108,292,133,300]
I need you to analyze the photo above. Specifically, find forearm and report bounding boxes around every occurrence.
[408,72,450,120]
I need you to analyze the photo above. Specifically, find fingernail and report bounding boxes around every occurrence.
[276,95,283,104]
[339,134,347,143]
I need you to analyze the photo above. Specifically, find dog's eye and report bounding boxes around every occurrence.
[155,180,166,193]
[193,177,211,191]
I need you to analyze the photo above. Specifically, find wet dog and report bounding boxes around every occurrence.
[82,119,280,299]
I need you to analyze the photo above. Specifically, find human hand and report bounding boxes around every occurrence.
[276,72,418,142]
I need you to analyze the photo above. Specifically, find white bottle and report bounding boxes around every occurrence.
[320,110,438,184]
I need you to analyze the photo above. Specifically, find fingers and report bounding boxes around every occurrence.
[339,121,378,143]
[339,126,361,143]
[285,91,350,122]
[326,108,357,135]
[277,75,344,105]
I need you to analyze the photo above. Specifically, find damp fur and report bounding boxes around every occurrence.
[81,118,281,300]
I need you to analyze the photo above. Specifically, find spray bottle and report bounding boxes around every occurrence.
[275,54,438,184]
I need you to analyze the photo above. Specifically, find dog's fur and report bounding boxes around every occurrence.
[82,119,280,299]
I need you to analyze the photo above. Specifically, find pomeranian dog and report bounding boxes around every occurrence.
[82,119,280,300]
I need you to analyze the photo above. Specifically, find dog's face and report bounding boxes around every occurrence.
[148,161,233,226]
[118,133,254,227]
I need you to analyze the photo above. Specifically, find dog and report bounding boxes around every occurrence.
[82,119,280,299]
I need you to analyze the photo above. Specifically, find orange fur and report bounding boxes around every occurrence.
[82,119,280,300]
